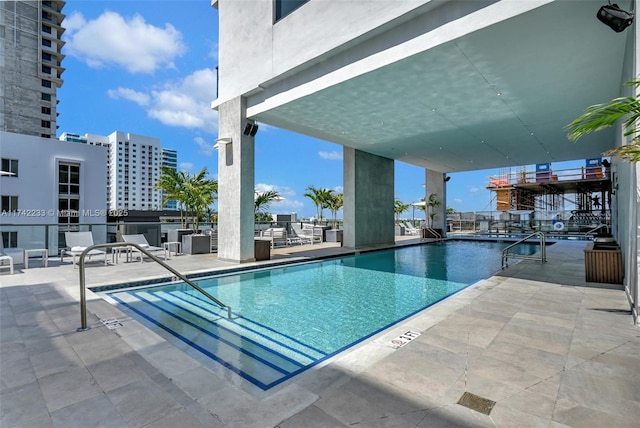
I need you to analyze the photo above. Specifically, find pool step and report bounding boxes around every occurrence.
[108,289,325,390]
[157,289,325,362]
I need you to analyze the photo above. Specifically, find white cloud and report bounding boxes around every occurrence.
[194,136,215,157]
[179,162,194,171]
[107,87,150,106]
[64,11,186,73]
[468,186,479,194]
[334,186,344,193]
[112,68,218,133]
[454,198,463,204]
[319,151,343,160]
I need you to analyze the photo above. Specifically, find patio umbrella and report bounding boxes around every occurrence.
[411,201,426,222]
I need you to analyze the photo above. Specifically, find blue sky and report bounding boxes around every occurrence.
[57,1,583,219]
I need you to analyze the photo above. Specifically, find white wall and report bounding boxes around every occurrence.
[216,0,433,103]
[0,131,108,226]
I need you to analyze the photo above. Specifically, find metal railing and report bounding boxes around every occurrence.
[423,226,443,242]
[584,224,610,237]
[501,231,547,269]
[77,242,232,332]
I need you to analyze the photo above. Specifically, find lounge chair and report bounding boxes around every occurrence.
[61,231,107,268]
[291,223,322,245]
[122,234,164,262]
[403,222,420,235]
[260,228,289,248]
[0,240,16,274]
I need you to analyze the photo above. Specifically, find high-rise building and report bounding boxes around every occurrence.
[60,131,168,211]
[161,148,178,210]
[0,1,65,138]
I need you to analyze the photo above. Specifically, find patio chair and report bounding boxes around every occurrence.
[122,234,164,262]
[291,223,322,245]
[403,222,420,235]
[260,228,289,248]
[61,231,107,268]
[0,239,15,274]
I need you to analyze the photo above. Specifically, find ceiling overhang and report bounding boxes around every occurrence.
[246,0,633,173]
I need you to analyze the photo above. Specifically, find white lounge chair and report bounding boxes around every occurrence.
[291,223,322,245]
[260,228,289,248]
[0,239,16,274]
[403,222,420,235]
[122,234,164,262]
[62,231,108,268]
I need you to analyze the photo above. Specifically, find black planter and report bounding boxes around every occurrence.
[182,234,210,255]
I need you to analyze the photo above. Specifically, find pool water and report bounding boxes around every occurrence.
[106,241,539,390]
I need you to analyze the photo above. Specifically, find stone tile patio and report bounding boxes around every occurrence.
[1,238,638,427]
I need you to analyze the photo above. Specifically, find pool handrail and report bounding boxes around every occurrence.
[501,231,546,269]
[77,242,232,332]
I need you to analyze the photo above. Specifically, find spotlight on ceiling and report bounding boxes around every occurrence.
[243,122,259,137]
[444,175,451,182]
[597,2,634,32]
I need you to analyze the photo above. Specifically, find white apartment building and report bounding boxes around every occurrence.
[0,1,65,138]
[0,131,107,254]
[60,131,164,211]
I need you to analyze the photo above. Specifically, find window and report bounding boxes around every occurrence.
[42,24,52,34]
[42,65,52,74]
[1,195,18,212]
[41,120,51,128]
[42,52,52,61]
[41,93,51,101]
[41,106,51,115]
[42,39,52,48]
[1,158,18,177]
[58,162,80,224]
[275,0,309,21]
[41,80,52,88]
[1,232,18,249]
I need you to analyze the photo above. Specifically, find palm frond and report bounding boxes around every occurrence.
[564,97,637,141]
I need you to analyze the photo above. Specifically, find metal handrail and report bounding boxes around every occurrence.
[423,226,442,242]
[584,224,609,237]
[77,242,232,332]
[501,231,546,269]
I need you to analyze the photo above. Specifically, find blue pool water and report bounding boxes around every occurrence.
[106,241,539,390]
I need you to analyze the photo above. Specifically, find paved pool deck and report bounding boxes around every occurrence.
[1,238,638,427]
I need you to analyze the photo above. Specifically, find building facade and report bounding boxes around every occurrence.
[0,131,107,254]
[161,148,178,210]
[0,1,65,138]
[60,131,164,211]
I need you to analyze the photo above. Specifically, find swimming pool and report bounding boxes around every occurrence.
[105,240,540,390]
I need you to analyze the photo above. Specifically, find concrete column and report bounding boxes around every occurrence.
[425,169,447,235]
[343,148,395,248]
[217,96,255,263]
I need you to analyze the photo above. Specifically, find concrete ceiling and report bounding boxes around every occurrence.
[251,1,632,173]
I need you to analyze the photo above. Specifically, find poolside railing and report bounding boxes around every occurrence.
[501,231,547,269]
[76,242,232,332]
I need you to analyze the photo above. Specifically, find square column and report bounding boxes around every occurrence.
[425,169,447,235]
[343,148,395,248]
[217,96,256,263]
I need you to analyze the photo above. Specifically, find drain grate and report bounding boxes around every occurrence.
[456,392,496,415]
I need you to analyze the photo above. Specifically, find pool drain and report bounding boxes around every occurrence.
[456,392,496,415]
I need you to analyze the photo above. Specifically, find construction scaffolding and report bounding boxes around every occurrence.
[486,161,611,233]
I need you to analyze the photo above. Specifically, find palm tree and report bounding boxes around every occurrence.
[565,79,640,162]
[304,186,333,223]
[156,167,189,228]
[326,192,343,229]
[255,190,281,222]
[183,167,217,233]
[426,193,442,228]
[394,199,410,223]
